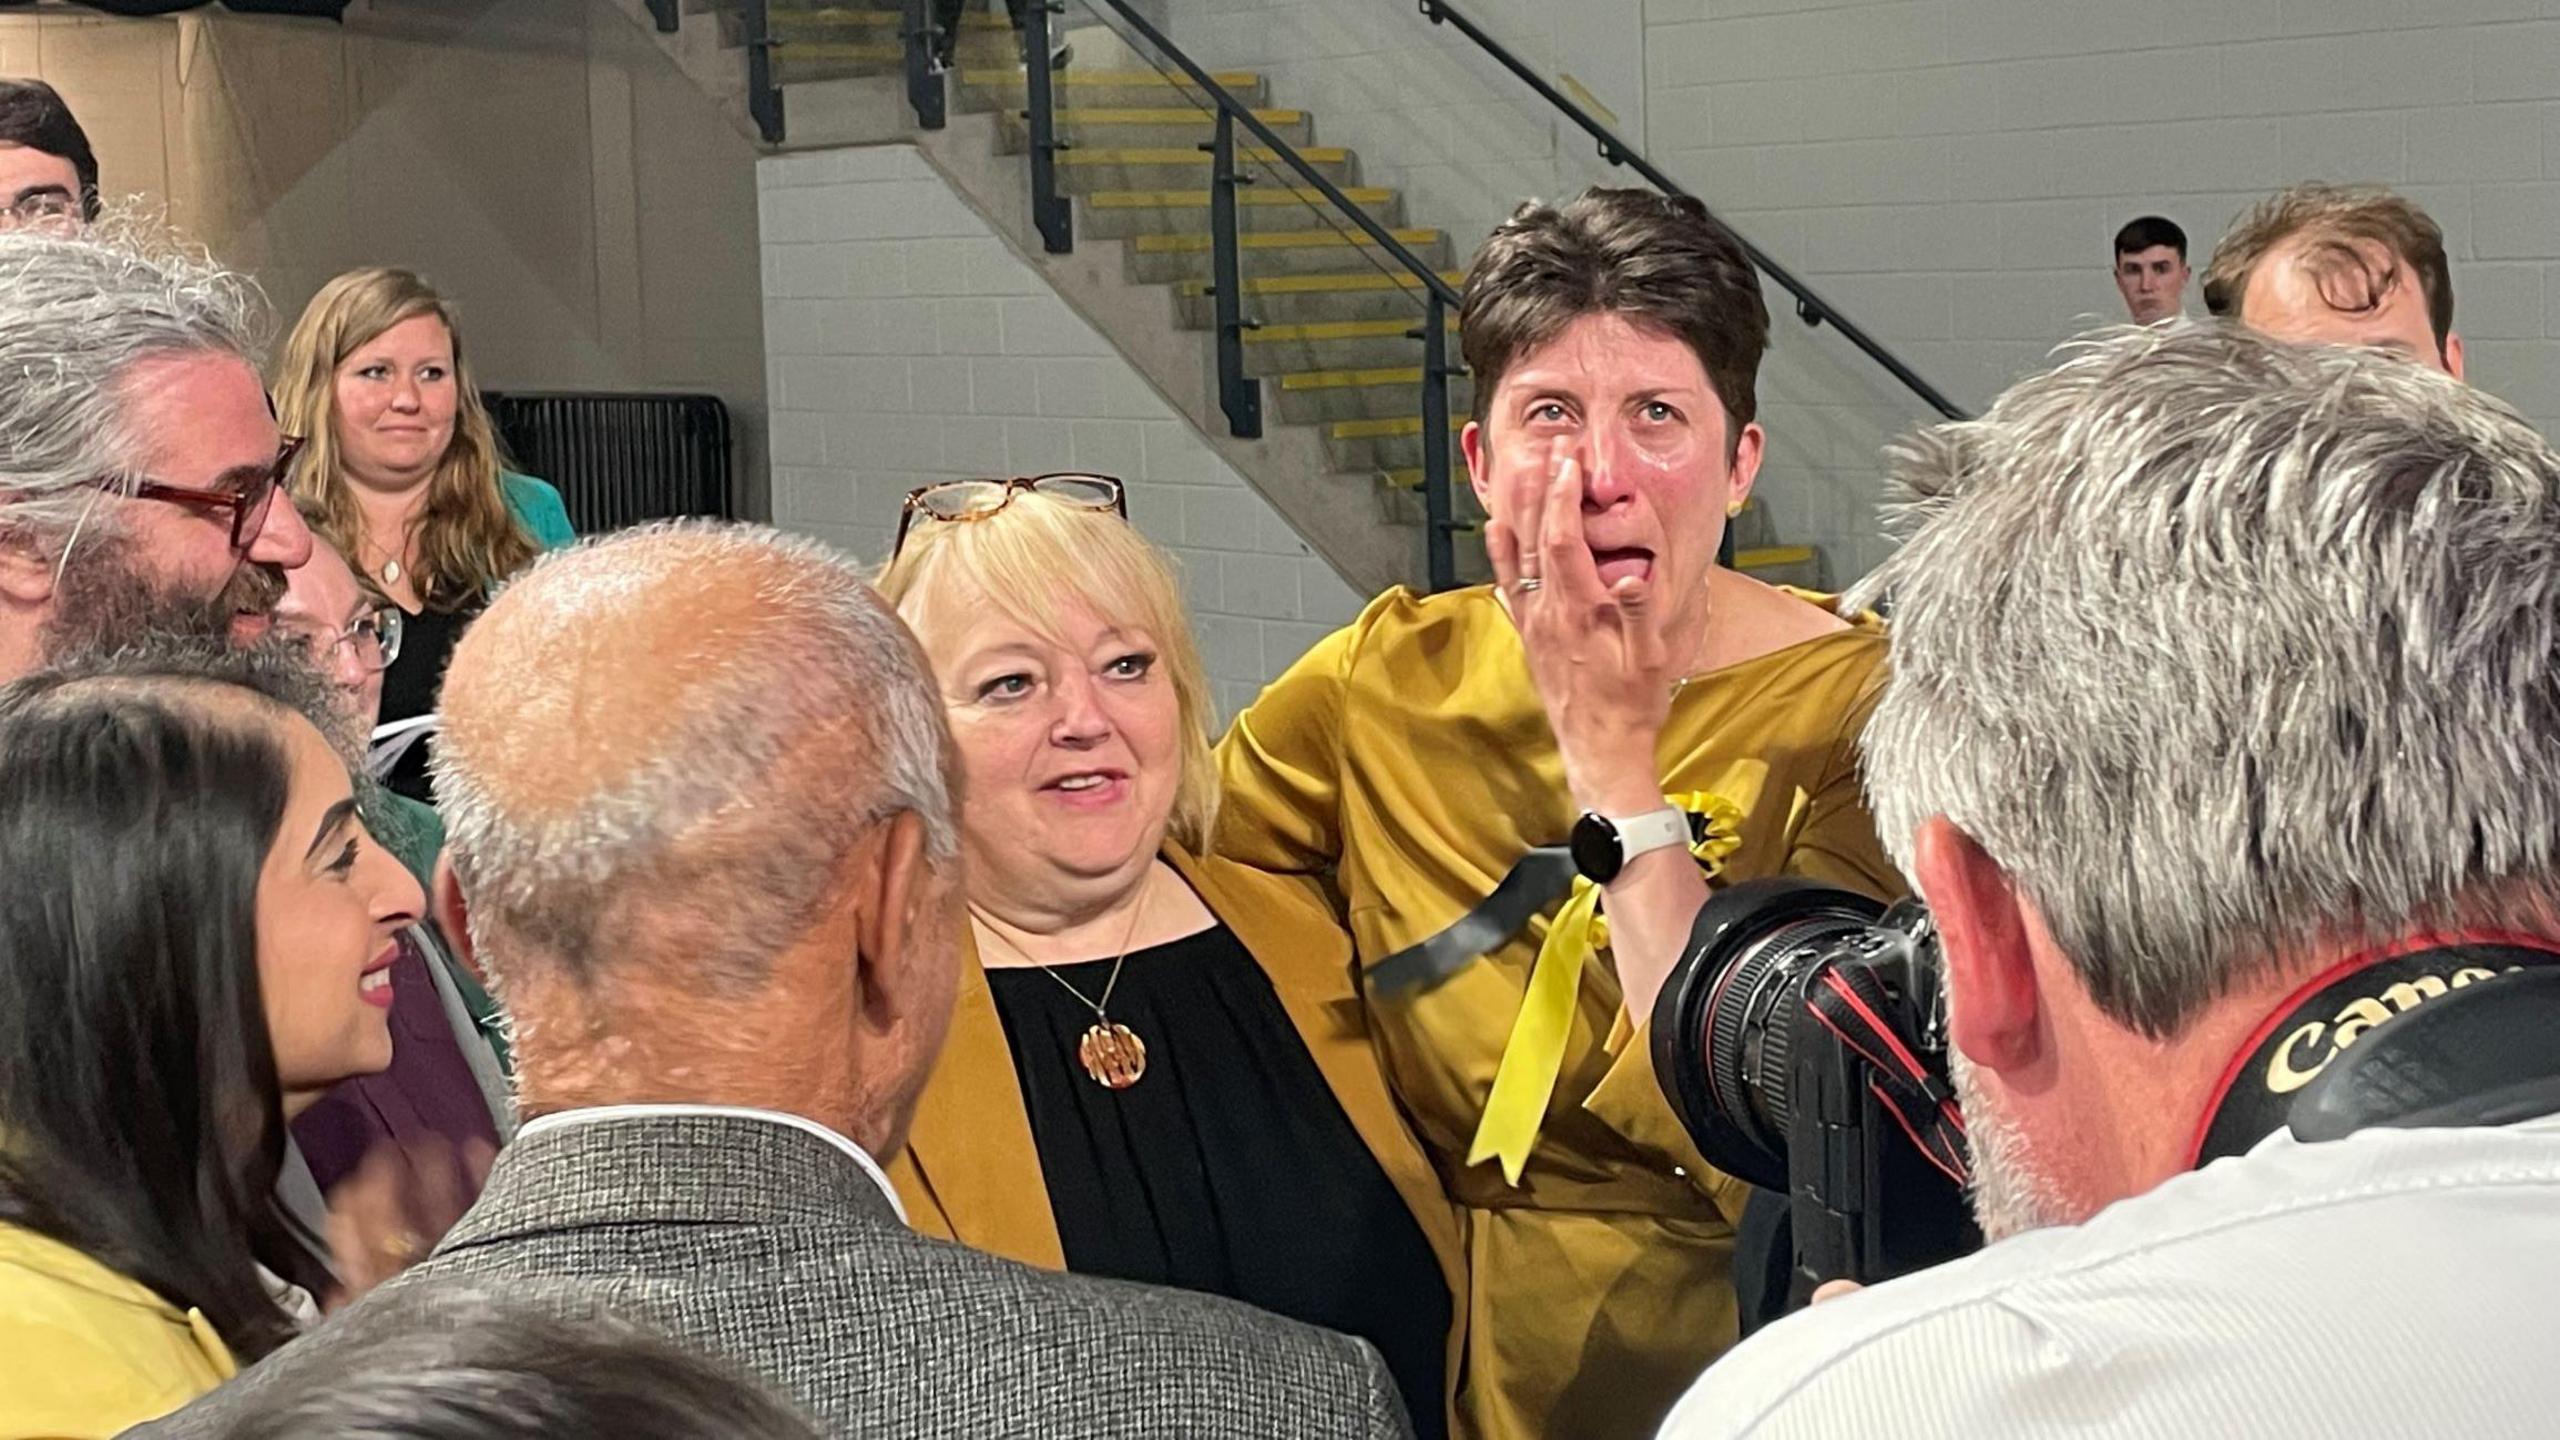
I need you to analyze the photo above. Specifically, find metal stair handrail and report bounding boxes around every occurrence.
[905,0,1470,589]
[1416,0,1968,421]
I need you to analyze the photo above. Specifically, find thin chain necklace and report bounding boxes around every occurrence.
[972,892,1151,1090]
[357,519,415,588]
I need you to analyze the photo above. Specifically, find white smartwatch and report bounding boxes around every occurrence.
[1569,806,1690,884]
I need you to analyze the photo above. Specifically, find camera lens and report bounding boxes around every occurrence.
[1651,878,1887,1193]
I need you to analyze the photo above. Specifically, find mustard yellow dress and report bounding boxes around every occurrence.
[1214,584,1905,1440]
[0,1220,238,1438]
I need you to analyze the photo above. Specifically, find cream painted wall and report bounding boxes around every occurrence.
[0,0,769,517]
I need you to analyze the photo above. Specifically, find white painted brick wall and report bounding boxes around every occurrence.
[757,144,1365,722]
[1646,0,2560,578]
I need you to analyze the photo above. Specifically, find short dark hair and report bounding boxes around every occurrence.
[0,639,333,1363]
[209,1298,822,1440]
[2113,215,2187,262]
[2201,184,2455,352]
[0,78,100,222]
[1460,187,1770,439]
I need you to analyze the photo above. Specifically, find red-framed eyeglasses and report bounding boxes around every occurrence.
[94,435,305,555]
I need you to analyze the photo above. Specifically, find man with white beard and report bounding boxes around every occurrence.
[1656,321,2560,1438]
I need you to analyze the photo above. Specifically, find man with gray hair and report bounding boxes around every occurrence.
[1657,323,2560,1438]
[0,222,314,685]
[147,522,1415,1440]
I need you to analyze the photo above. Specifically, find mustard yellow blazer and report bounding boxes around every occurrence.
[0,1220,238,1438]
[890,843,1472,1436]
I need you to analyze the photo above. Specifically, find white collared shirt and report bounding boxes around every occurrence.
[1659,1111,2560,1439]
[515,1104,908,1225]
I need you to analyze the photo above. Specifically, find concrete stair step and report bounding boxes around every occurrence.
[1239,311,1452,375]
[1082,184,1403,239]
[1127,226,1449,283]
[1323,414,1465,472]
[1172,268,1461,327]
[994,107,1314,153]
[1731,543,1825,588]
[769,40,906,82]
[1275,365,1475,423]
[958,69,1268,112]
[724,5,1012,49]
[1377,471,1487,530]
[1053,145,1354,195]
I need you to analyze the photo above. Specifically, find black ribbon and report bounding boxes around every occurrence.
[1367,846,1578,998]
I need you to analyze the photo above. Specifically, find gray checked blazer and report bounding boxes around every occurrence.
[141,1110,1415,1439]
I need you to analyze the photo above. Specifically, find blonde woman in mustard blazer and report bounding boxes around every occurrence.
[876,476,1468,1440]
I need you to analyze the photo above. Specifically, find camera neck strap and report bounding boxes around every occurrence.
[1805,962,1972,1188]
[2188,933,2560,1168]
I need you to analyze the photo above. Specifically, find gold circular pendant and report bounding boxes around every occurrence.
[1078,1021,1147,1089]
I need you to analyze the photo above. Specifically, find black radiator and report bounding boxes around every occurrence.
[481,392,733,534]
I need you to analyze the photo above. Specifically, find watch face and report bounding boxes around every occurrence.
[1570,812,1621,883]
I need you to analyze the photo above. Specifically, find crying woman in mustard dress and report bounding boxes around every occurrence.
[1214,189,1906,1440]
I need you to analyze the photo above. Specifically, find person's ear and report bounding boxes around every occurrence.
[1461,419,1493,511]
[2442,330,2466,382]
[1912,817,2043,1074]
[1724,420,1767,512]
[852,810,944,1034]
[431,857,481,985]
[0,526,60,607]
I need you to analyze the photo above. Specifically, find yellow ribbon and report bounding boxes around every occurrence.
[1466,790,1746,1185]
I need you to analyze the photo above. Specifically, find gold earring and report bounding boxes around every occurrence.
[1726,500,1744,518]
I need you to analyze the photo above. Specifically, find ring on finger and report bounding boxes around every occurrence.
[1514,576,1543,594]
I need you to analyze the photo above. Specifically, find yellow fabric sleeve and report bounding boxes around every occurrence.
[1213,594,1382,876]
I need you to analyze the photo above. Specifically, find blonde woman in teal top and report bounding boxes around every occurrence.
[273,267,577,803]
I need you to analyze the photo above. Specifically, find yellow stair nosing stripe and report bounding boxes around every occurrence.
[966,69,1262,87]
[1058,146,1349,166]
[774,41,901,59]
[1280,366,1426,390]
[1006,107,1308,125]
[1088,186,1395,208]
[1734,545,1817,568]
[1175,270,1465,297]
[1243,316,1461,343]
[1132,227,1439,252]
[1328,416,1467,439]
[776,7,1011,27]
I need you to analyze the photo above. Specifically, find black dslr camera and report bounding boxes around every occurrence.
[1651,878,1981,1308]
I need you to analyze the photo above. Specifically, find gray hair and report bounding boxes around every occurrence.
[1855,321,2560,1037]
[434,521,956,991]
[0,216,269,546]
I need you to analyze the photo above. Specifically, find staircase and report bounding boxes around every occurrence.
[649,0,1823,593]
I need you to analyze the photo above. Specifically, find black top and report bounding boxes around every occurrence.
[985,923,1450,1440]
[375,600,478,804]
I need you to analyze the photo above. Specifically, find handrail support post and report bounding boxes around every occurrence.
[902,0,948,130]
[1024,0,1073,253]
[1208,110,1262,440]
[1420,291,1457,593]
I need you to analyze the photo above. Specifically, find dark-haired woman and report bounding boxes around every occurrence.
[0,655,424,1436]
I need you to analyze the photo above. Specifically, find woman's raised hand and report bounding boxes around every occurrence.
[1484,435,1682,814]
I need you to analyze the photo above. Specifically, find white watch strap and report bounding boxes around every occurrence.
[1611,806,1690,862]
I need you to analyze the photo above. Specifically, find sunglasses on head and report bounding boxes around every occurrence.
[93,435,306,555]
[892,473,1127,558]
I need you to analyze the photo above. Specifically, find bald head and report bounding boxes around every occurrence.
[433,522,958,996]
